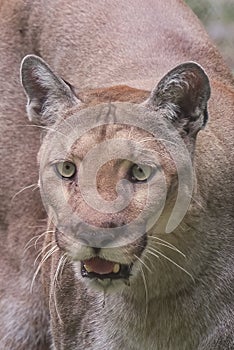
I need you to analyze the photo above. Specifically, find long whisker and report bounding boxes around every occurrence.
[59,255,69,282]
[55,254,68,289]
[142,253,157,273]
[30,244,59,292]
[24,230,54,253]
[148,236,186,258]
[11,183,38,201]
[134,254,153,274]
[50,253,68,324]
[34,241,56,265]
[149,235,179,249]
[189,195,205,210]
[34,230,54,247]
[24,233,46,254]
[147,247,194,283]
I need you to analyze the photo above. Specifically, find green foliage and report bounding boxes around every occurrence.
[223,3,234,23]
[185,0,212,24]
[185,0,234,24]
[185,0,234,72]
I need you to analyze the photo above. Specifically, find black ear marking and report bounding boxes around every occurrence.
[202,106,209,128]
[61,78,78,96]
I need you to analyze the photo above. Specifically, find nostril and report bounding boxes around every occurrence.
[101,222,118,229]
[101,221,125,228]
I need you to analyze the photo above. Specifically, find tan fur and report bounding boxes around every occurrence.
[0,1,233,349]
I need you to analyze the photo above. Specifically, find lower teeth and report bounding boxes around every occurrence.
[83,263,121,275]
[113,264,120,274]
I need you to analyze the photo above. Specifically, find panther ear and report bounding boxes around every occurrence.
[20,55,81,125]
[144,62,211,136]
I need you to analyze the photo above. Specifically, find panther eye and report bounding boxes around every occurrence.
[55,161,76,179]
[131,164,153,182]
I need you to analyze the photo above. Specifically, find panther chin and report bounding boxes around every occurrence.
[78,257,133,292]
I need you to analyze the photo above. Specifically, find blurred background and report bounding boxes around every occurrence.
[186,0,234,73]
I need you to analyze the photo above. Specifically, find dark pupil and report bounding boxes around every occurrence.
[65,165,70,170]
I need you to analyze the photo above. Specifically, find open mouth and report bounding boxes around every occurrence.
[81,257,132,280]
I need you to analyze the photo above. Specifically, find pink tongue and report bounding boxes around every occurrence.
[84,257,115,275]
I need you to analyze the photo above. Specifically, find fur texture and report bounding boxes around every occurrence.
[0,1,233,349]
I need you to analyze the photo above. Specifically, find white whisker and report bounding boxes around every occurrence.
[11,183,38,201]
[30,244,59,292]
[190,195,205,210]
[134,254,153,274]
[24,230,54,253]
[142,253,156,272]
[149,236,186,258]
[50,254,68,324]
[34,241,56,266]
[147,247,194,283]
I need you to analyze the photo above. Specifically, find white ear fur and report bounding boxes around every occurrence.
[20,55,80,125]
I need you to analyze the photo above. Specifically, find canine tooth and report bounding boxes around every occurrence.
[84,264,93,273]
[113,264,120,273]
